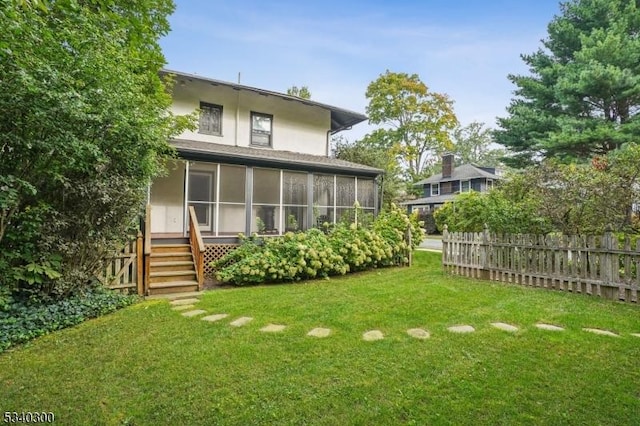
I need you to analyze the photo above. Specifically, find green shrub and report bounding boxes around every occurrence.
[212,204,423,285]
[0,288,137,353]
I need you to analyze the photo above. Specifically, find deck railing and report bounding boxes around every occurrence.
[188,206,205,290]
[143,204,152,295]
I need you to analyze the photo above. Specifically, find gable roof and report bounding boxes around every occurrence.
[161,69,367,134]
[171,139,383,177]
[414,163,501,185]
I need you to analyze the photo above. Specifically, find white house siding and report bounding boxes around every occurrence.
[150,160,185,234]
[170,79,330,156]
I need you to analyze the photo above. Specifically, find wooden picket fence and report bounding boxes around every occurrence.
[442,225,639,303]
[96,232,143,295]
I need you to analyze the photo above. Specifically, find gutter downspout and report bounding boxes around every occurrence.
[235,72,241,147]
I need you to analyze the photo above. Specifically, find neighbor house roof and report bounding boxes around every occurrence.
[414,164,501,185]
[171,139,383,177]
[162,69,367,134]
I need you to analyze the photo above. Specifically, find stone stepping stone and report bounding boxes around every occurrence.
[181,309,206,317]
[448,325,475,334]
[229,317,253,327]
[170,298,200,306]
[171,305,195,311]
[407,328,430,339]
[260,324,286,333]
[201,313,228,322]
[535,323,565,331]
[491,322,519,332]
[362,330,384,341]
[631,333,640,338]
[307,328,331,338]
[583,328,619,337]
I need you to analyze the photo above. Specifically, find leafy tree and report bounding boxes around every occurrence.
[0,0,191,300]
[286,85,311,99]
[495,0,640,167]
[333,132,404,206]
[451,121,506,167]
[364,71,458,181]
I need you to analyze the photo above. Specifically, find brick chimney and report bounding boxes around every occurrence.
[442,153,454,178]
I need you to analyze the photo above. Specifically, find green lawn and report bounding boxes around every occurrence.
[2,251,639,425]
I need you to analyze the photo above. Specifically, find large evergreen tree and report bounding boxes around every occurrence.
[495,0,640,167]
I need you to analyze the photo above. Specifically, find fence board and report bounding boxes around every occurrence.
[442,226,639,304]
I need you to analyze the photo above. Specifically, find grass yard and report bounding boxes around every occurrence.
[1,251,639,425]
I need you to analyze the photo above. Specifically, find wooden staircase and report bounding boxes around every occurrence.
[148,244,199,295]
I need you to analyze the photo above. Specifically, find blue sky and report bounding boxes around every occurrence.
[160,0,561,141]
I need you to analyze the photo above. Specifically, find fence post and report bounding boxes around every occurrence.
[479,223,489,280]
[442,225,449,273]
[406,225,412,267]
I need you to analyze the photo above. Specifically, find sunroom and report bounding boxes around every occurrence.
[149,140,382,242]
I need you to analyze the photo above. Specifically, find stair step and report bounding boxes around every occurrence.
[152,244,191,254]
[150,261,195,273]
[147,280,199,295]
[150,270,197,283]
[150,260,194,267]
[150,253,193,262]
[149,280,199,289]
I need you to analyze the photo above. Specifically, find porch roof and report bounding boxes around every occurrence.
[171,139,383,177]
[162,69,367,133]
[400,194,456,206]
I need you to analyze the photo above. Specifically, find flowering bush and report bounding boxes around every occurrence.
[212,204,423,285]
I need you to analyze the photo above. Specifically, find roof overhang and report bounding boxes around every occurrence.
[161,69,367,134]
[171,139,383,177]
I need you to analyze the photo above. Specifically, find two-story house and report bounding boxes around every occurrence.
[403,154,501,213]
[145,70,382,294]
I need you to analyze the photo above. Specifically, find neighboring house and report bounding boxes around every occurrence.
[143,70,382,294]
[402,154,501,213]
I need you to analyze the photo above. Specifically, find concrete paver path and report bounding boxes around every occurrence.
[362,330,384,341]
[491,322,519,332]
[229,317,253,327]
[448,325,475,333]
[181,309,206,317]
[535,323,565,331]
[407,328,430,339]
[202,314,229,322]
[307,328,331,338]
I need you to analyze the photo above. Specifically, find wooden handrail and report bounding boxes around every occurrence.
[143,204,152,295]
[144,204,152,256]
[188,206,206,290]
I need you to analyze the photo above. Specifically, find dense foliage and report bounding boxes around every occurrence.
[333,133,404,205]
[0,1,190,302]
[364,71,458,181]
[435,144,640,235]
[495,0,640,167]
[213,205,423,285]
[0,287,137,352]
[451,121,506,167]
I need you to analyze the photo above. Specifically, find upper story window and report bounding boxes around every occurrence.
[461,180,470,192]
[251,112,273,147]
[431,183,440,196]
[486,179,494,190]
[198,102,223,136]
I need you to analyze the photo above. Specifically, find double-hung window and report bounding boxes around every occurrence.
[251,112,273,147]
[461,180,470,192]
[198,102,223,136]
[431,183,440,196]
